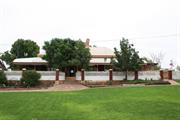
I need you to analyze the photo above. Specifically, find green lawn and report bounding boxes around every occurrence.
[175,80,180,83]
[0,86,180,120]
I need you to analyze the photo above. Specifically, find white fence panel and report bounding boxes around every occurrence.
[172,71,180,80]
[4,71,65,81]
[113,72,134,80]
[5,71,22,80]
[139,71,160,80]
[85,71,109,81]
[76,72,81,80]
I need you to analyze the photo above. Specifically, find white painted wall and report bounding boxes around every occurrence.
[76,71,160,81]
[5,71,22,80]
[113,72,134,80]
[76,71,81,80]
[138,71,160,80]
[4,71,65,81]
[172,71,180,80]
[4,70,160,81]
[84,71,109,81]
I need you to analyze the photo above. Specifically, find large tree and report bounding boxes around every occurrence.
[1,39,39,68]
[43,38,91,70]
[112,38,143,80]
[11,39,39,58]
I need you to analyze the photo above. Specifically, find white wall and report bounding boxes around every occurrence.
[77,71,160,81]
[113,72,134,80]
[76,71,81,80]
[84,71,109,81]
[172,71,180,80]
[5,71,22,80]
[138,71,160,80]
[4,71,65,81]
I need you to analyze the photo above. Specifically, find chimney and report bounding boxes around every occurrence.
[85,38,90,48]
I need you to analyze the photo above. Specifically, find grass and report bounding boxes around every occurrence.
[175,80,180,83]
[0,86,180,120]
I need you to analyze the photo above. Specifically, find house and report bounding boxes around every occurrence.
[140,62,158,71]
[85,39,115,71]
[13,57,48,71]
[12,39,115,71]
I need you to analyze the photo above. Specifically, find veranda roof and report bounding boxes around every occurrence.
[13,57,48,65]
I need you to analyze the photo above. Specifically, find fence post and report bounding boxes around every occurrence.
[55,69,59,81]
[168,70,172,80]
[160,70,163,80]
[81,69,84,81]
[109,69,113,81]
[22,68,26,74]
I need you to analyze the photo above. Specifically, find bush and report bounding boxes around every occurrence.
[21,70,41,87]
[0,71,7,85]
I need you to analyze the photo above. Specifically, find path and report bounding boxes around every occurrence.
[0,83,88,92]
[164,79,179,85]
[47,83,88,91]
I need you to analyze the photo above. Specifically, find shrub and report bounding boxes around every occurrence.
[0,71,7,85]
[21,70,41,87]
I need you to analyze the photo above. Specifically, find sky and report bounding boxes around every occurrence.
[0,0,180,68]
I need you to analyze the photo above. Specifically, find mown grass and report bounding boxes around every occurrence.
[175,80,180,83]
[0,86,180,120]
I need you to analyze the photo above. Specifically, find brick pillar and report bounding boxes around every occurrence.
[109,69,113,81]
[160,70,164,80]
[134,71,138,80]
[55,69,59,81]
[81,69,84,81]
[21,68,26,85]
[22,68,26,75]
[22,68,26,71]
[168,70,172,80]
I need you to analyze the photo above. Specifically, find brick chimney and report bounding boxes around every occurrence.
[85,38,90,48]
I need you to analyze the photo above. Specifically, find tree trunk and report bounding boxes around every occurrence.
[134,70,138,80]
[125,70,128,81]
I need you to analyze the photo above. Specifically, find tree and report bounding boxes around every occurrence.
[43,38,91,71]
[112,38,143,80]
[11,39,40,58]
[1,39,40,68]
[21,70,41,87]
[0,71,7,85]
[0,51,16,66]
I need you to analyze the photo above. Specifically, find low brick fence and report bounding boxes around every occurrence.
[4,70,65,81]
[77,70,161,81]
[3,70,65,87]
[2,69,180,86]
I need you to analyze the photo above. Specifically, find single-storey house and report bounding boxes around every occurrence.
[13,39,115,71]
[12,39,157,71]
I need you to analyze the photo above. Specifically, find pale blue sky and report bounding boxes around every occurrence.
[0,0,180,68]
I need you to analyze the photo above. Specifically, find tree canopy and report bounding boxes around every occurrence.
[11,39,39,58]
[43,38,91,70]
[112,38,143,80]
[0,39,39,67]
